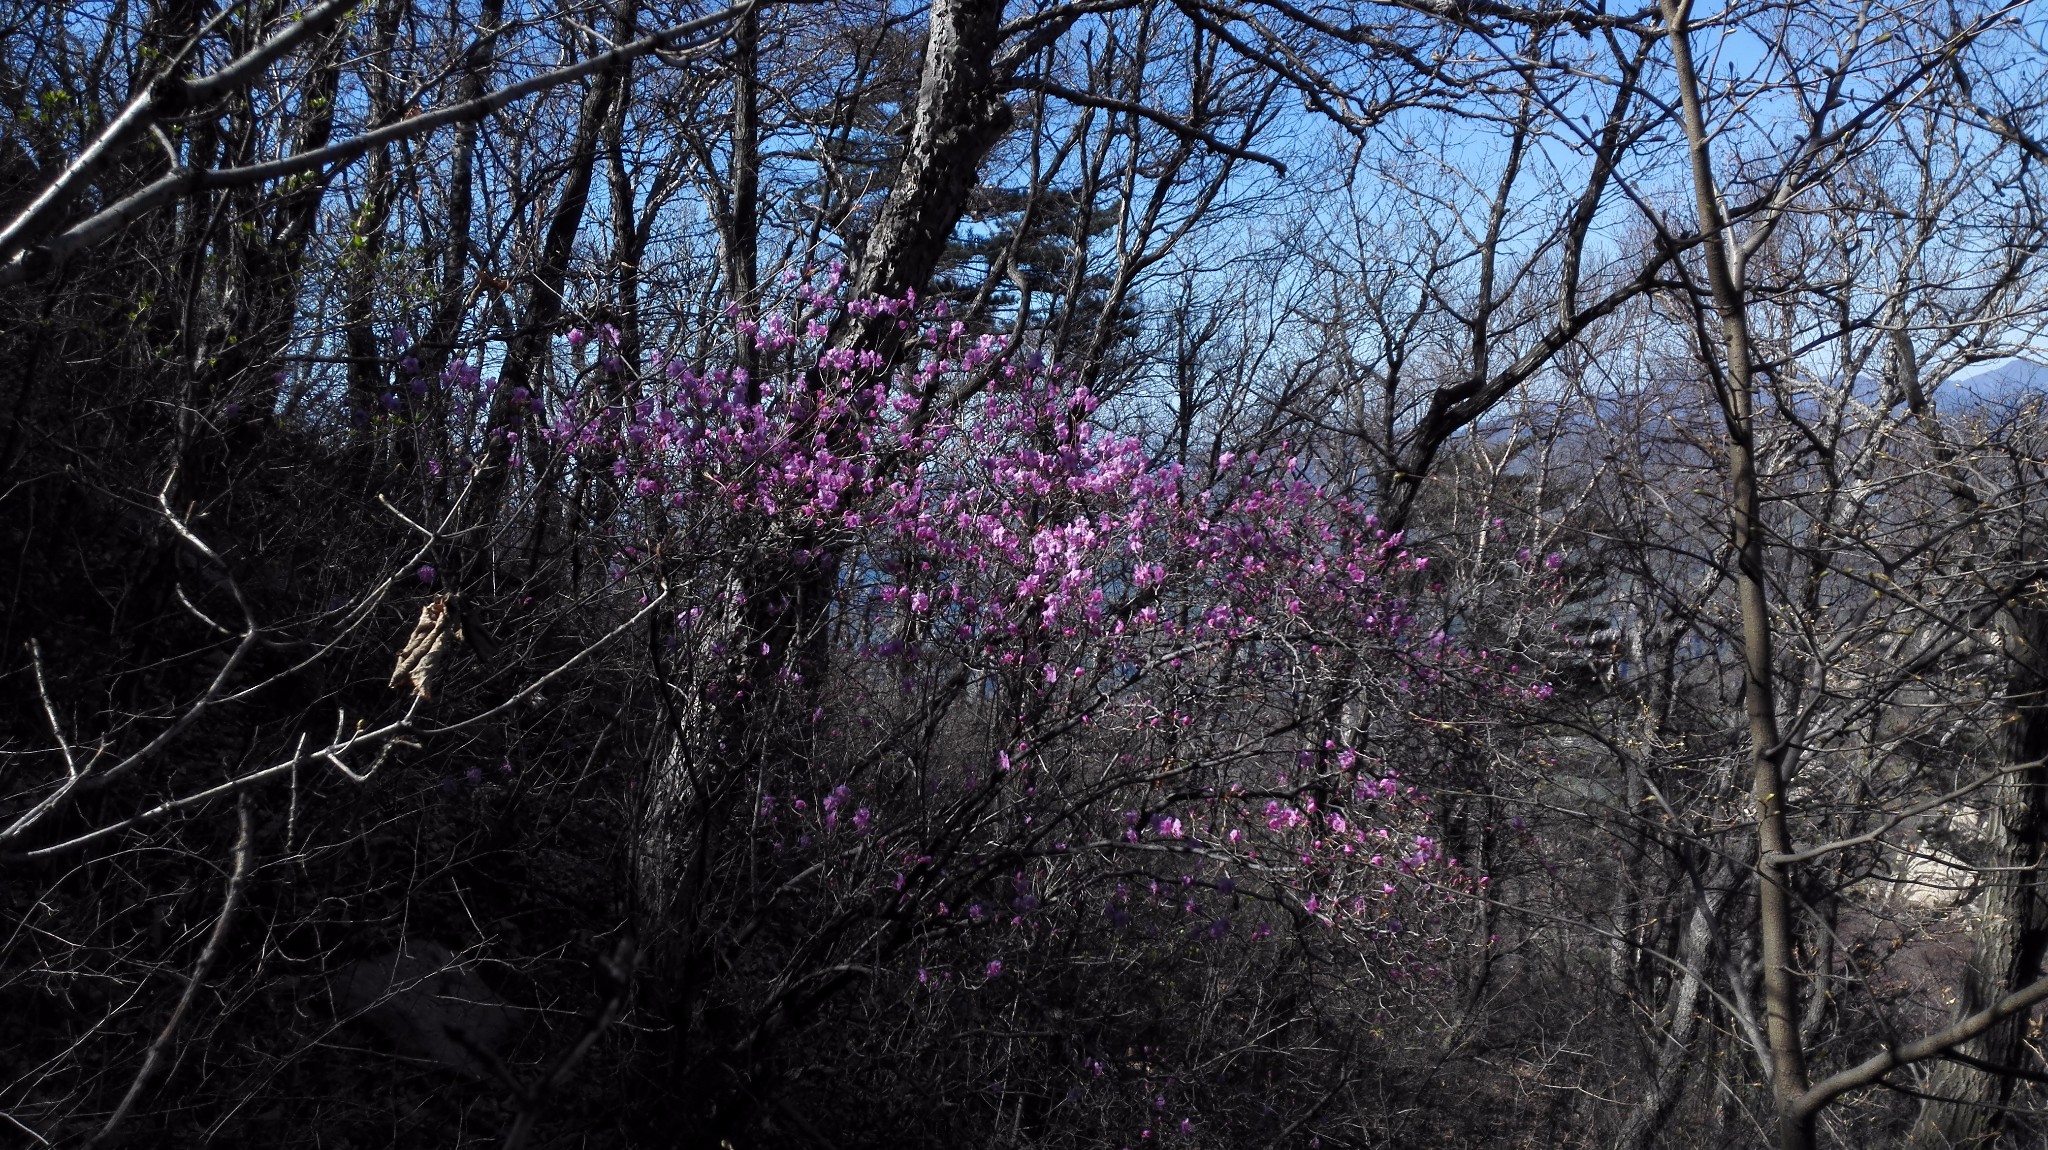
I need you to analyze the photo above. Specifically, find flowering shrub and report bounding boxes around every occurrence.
[416,283,1555,1139]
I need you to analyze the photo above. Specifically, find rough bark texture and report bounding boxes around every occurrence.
[635,0,1017,913]
[729,4,760,393]
[1906,599,2048,1148]
[631,6,1016,1139]
[1617,874,1730,1150]
[846,0,1012,311]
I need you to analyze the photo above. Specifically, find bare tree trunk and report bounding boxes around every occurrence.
[1618,869,1731,1150]
[634,3,1017,1139]
[179,21,347,504]
[638,0,1018,906]
[420,0,509,380]
[843,0,1010,316]
[729,3,760,394]
[342,0,410,468]
[460,18,623,578]
[1659,2,1812,1144]
[1907,598,2048,1147]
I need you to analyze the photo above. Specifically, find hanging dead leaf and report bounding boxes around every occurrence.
[390,594,454,700]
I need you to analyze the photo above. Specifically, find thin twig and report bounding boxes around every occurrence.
[27,640,76,779]
[499,936,637,1150]
[1766,756,2048,867]
[87,796,254,1148]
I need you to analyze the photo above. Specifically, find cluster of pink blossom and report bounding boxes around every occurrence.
[443,287,1550,1047]
[499,287,1454,665]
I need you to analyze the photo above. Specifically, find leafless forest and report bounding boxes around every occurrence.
[10,0,2048,1146]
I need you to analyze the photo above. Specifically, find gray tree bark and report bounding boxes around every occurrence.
[1907,598,2048,1148]
[1617,870,1732,1150]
